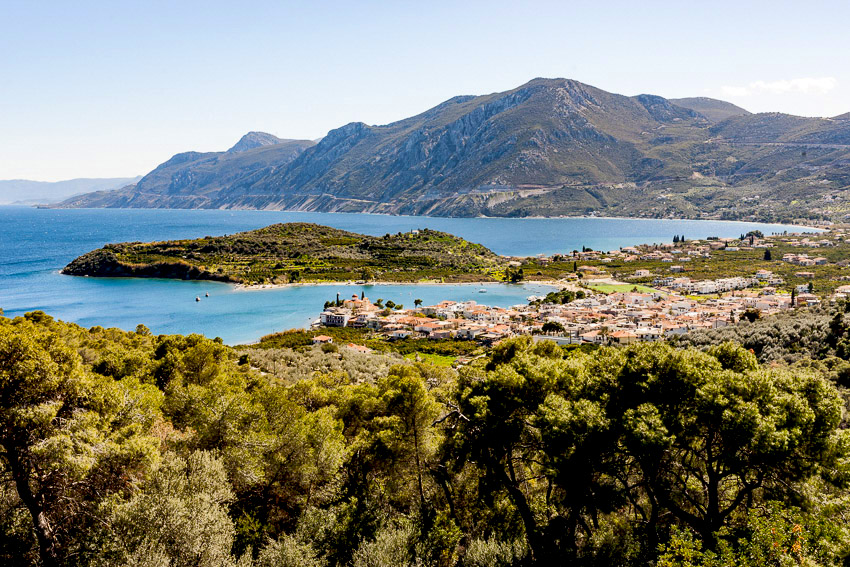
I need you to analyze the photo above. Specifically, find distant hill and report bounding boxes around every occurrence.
[710,112,850,144]
[60,78,850,222]
[0,177,140,205]
[669,97,750,123]
[62,222,500,285]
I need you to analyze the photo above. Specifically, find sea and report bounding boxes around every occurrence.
[0,206,815,344]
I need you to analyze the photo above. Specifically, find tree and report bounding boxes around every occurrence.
[541,321,565,335]
[741,308,761,322]
[376,366,440,510]
[673,235,679,244]
[0,315,161,567]
[256,533,324,567]
[504,267,524,283]
[763,249,772,261]
[618,342,845,550]
[448,338,848,560]
[111,451,238,567]
[414,299,423,308]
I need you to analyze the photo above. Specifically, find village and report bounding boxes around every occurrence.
[313,283,817,347]
[311,227,850,348]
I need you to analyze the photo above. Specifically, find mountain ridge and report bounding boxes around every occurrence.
[59,78,850,222]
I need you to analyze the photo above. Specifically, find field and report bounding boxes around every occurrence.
[403,351,457,367]
[586,282,661,294]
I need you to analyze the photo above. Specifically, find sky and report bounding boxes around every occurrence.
[1,0,848,181]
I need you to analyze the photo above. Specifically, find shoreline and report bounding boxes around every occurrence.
[233,280,565,291]
[21,204,827,233]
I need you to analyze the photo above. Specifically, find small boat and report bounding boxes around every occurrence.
[478,288,487,293]
[195,296,201,302]
[205,292,209,297]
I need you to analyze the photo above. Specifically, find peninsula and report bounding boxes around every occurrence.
[61,222,502,285]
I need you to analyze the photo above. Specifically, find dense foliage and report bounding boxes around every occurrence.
[2,312,849,566]
[252,327,483,358]
[676,303,850,371]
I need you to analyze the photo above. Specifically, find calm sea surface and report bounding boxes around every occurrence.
[0,207,815,343]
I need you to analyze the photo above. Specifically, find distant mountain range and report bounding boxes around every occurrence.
[59,78,850,222]
[0,177,141,205]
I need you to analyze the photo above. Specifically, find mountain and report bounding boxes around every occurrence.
[227,131,284,153]
[0,177,140,205]
[61,78,850,222]
[669,97,750,123]
[61,138,315,208]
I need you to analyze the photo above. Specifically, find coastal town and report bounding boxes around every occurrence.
[313,226,850,348]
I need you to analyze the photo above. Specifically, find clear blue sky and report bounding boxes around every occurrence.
[2,0,848,181]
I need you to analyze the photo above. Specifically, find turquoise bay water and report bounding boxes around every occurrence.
[0,207,815,344]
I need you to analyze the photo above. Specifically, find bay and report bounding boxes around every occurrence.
[0,206,817,343]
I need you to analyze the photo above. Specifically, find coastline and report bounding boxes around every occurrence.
[24,204,827,233]
[233,279,566,291]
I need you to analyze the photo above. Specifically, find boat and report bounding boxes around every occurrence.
[195,297,201,302]
[478,288,487,293]
[205,292,209,297]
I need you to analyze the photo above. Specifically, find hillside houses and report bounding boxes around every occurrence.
[316,282,794,348]
[783,253,829,266]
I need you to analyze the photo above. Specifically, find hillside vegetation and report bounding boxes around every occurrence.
[670,97,751,123]
[676,302,850,367]
[61,223,501,284]
[2,311,850,566]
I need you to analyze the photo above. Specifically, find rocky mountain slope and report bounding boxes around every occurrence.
[226,131,284,153]
[61,138,315,208]
[61,78,850,222]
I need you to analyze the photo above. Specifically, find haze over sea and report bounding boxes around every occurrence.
[0,207,814,344]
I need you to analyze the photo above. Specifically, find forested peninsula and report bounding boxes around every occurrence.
[61,223,501,285]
